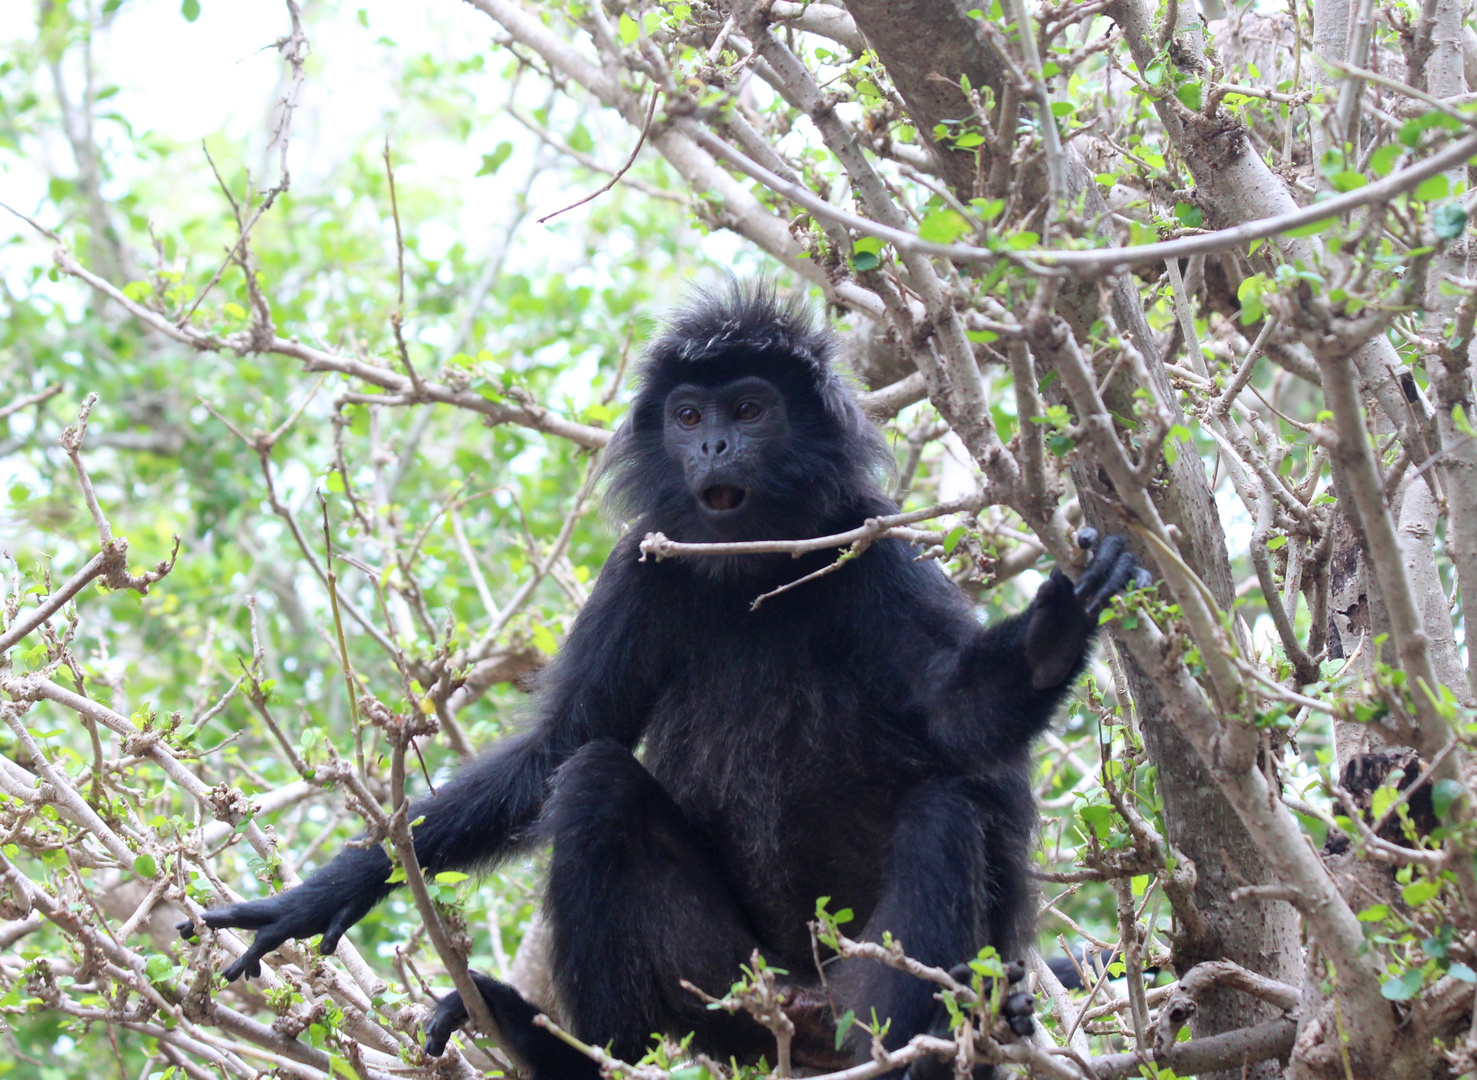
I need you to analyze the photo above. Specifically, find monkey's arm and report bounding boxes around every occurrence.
[179,549,660,980]
[923,531,1149,759]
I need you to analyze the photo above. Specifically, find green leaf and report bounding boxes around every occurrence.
[1433,777,1465,820]
[1433,202,1468,239]
[1283,217,1337,238]
[1449,962,1477,983]
[1175,81,1202,111]
[1358,904,1390,922]
[181,0,200,21]
[965,329,998,343]
[918,209,970,245]
[477,141,513,177]
[1369,144,1402,177]
[834,1009,856,1051]
[1174,201,1202,227]
[1381,969,1423,1001]
[1415,174,1450,201]
[1329,171,1366,193]
[1403,878,1441,906]
[145,954,174,981]
[851,235,883,271]
[1265,535,1286,550]
[671,1067,710,1080]
[1454,404,1476,436]
[954,131,985,148]
[618,12,638,44]
[943,526,967,554]
[134,853,158,878]
[433,871,470,884]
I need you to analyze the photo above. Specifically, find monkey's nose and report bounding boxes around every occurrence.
[701,439,728,456]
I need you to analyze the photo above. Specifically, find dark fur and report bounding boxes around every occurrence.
[180,284,1143,1078]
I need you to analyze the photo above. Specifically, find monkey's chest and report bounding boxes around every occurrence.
[638,655,917,957]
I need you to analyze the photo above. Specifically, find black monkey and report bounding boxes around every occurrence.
[179,285,1148,1077]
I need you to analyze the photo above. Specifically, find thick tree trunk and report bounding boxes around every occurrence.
[846,3,1302,1072]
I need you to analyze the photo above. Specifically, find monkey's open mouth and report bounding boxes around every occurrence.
[702,485,747,511]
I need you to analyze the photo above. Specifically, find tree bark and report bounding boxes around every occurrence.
[847,4,1301,1072]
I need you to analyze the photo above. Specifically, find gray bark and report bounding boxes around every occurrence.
[845,3,1301,1072]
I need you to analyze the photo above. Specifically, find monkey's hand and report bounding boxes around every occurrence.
[902,961,1034,1080]
[1023,529,1152,691]
[176,854,388,980]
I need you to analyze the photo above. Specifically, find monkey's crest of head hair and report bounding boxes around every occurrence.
[605,281,892,543]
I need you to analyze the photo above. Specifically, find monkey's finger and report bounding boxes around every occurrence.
[1074,533,1126,601]
[1133,566,1155,590]
[320,907,357,956]
[176,918,197,940]
[223,923,295,981]
[1003,990,1035,1036]
[1083,551,1139,617]
[423,991,468,1058]
[201,899,285,931]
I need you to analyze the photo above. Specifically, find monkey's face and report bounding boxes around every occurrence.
[661,376,792,537]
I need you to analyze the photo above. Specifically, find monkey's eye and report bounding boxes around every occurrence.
[676,406,702,428]
[734,401,763,421]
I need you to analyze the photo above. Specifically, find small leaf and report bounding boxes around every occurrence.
[477,141,513,177]
[1433,202,1468,239]
[1433,777,1465,820]
[1174,201,1202,227]
[965,329,998,343]
[834,1009,856,1051]
[954,131,986,148]
[1403,878,1441,906]
[181,0,200,21]
[1358,904,1390,922]
[1368,144,1402,176]
[1380,973,1418,1001]
[134,853,158,878]
[943,526,967,554]
[1449,962,1477,983]
[618,12,638,44]
[1415,174,1451,201]
[1175,81,1202,111]
[433,871,470,884]
[1283,217,1337,238]
[918,210,971,244]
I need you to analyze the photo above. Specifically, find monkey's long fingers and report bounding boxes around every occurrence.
[1003,990,1036,1036]
[1082,550,1140,617]
[197,898,288,932]
[319,906,358,956]
[1074,533,1127,604]
[221,923,295,982]
[423,990,469,1057]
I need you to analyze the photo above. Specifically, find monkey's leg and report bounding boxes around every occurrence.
[829,775,1035,1077]
[543,738,777,1065]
